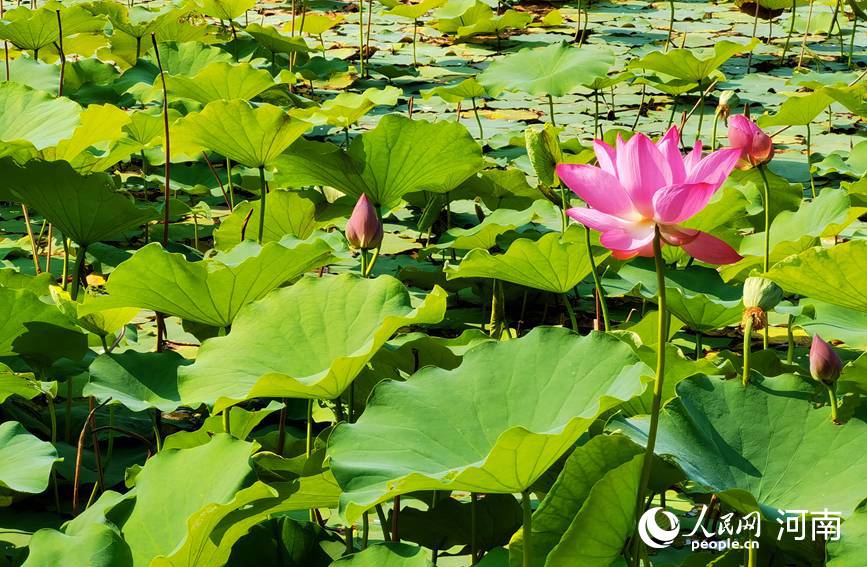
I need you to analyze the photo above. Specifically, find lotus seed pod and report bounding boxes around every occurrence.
[743,277,783,311]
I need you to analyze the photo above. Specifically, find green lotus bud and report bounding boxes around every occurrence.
[743,277,783,311]
[525,124,563,188]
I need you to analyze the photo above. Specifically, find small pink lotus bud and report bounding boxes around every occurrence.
[810,334,843,386]
[728,115,773,169]
[346,194,383,250]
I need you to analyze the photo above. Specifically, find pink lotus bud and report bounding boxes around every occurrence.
[346,194,383,250]
[810,334,843,386]
[728,115,773,168]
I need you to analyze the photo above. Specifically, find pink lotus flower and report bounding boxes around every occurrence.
[556,127,742,263]
[728,115,773,168]
[810,334,843,386]
[346,194,383,250]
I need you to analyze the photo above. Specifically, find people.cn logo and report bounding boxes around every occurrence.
[638,507,680,548]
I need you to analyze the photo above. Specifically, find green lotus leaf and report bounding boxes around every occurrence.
[457,9,532,37]
[453,168,539,211]
[213,190,323,250]
[478,42,615,97]
[274,115,484,209]
[41,103,131,167]
[164,62,275,104]
[432,200,559,250]
[0,421,59,493]
[110,435,256,565]
[86,1,178,39]
[295,13,345,35]
[177,274,448,407]
[629,39,758,83]
[23,524,132,567]
[828,506,867,566]
[421,77,487,103]
[164,402,283,450]
[0,4,107,53]
[191,0,254,20]
[334,543,433,567]
[757,89,834,127]
[328,327,650,522]
[618,374,867,517]
[387,0,447,19]
[104,238,337,327]
[765,240,867,312]
[445,229,609,294]
[0,287,82,357]
[0,83,81,158]
[0,159,156,247]
[245,23,310,54]
[612,260,743,332]
[51,288,139,339]
[795,300,867,349]
[290,86,401,128]
[4,55,59,93]
[172,100,311,168]
[509,434,643,567]
[85,351,190,413]
[434,0,492,33]
[0,364,53,403]
[525,123,563,188]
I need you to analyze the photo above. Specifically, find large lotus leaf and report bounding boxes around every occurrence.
[434,0,492,33]
[433,200,559,250]
[0,159,156,246]
[23,524,132,567]
[118,41,232,98]
[172,100,310,168]
[828,507,867,566]
[177,274,448,406]
[334,543,433,567]
[421,77,487,103]
[274,115,484,209]
[42,104,132,167]
[478,42,614,97]
[213,190,322,250]
[147,474,339,567]
[290,86,401,129]
[0,421,59,493]
[629,39,757,83]
[110,434,256,566]
[51,288,138,339]
[765,240,867,312]
[795,301,867,349]
[617,374,867,517]
[445,229,609,294]
[328,328,650,522]
[191,0,254,20]
[611,260,743,331]
[0,287,82,357]
[0,364,53,404]
[245,23,309,55]
[104,237,337,327]
[85,351,189,413]
[0,83,81,157]
[509,434,643,567]
[0,4,107,52]
[387,0,447,19]
[757,90,834,127]
[164,62,275,104]
[457,9,532,37]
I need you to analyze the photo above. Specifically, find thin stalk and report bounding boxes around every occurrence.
[631,227,668,567]
[365,0,374,71]
[276,400,287,456]
[825,384,839,422]
[106,406,114,461]
[70,244,86,301]
[44,224,52,274]
[257,165,267,244]
[667,96,678,128]
[358,0,364,76]
[757,164,772,349]
[696,85,706,138]
[226,158,235,210]
[848,16,857,68]
[805,122,816,198]
[62,238,69,290]
[786,314,795,364]
[471,97,484,141]
[666,0,675,50]
[65,379,73,444]
[562,295,578,331]
[21,205,41,274]
[558,185,568,233]
[55,11,65,96]
[547,94,556,126]
[743,317,754,386]
[412,20,418,67]
[222,406,231,435]
[152,410,162,452]
[781,0,797,63]
[748,544,757,567]
[584,227,610,331]
[797,0,815,69]
[521,490,532,567]
[151,34,171,247]
[594,90,600,138]
[391,495,401,542]
[747,1,760,73]
[830,0,843,58]
[695,332,703,360]
[362,513,369,549]
[471,493,478,564]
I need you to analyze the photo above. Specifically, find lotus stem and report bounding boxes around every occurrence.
[747,2,760,74]
[412,20,418,68]
[631,227,668,567]
[797,0,815,69]
[361,513,369,549]
[757,164,772,349]
[366,0,373,73]
[849,15,857,68]
[805,122,816,198]
[152,409,162,451]
[70,244,86,301]
[547,94,556,126]
[711,112,719,150]
[748,544,757,567]
[825,384,840,423]
[151,34,171,247]
[695,331,703,360]
[358,0,364,77]
[471,492,478,563]
[226,158,235,210]
[786,314,795,364]
[471,97,484,141]
[391,495,401,541]
[56,11,65,96]
[257,165,267,244]
[21,204,41,275]
[489,280,505,339]
[562,294,578,331]
[584,226,610,331]
[222,406,231,435]
[743,317,754,386]
[594,90,600,138]
[781,0,797,63]
[830,0,843,58]
[666,0,675,50]
[696,82,707,138]
[522,489,532,567]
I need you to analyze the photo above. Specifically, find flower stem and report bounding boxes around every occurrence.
[562,294,578,332]
[471,97,484,141]
[805,122,816,198]
[631,227,668,567]
[257,165,267,244]
[521,490,532,567]
[358,0,364,76]
[666,0,675,51]
[743,317,754,387]
[757,164,772,349]
[781,0,797,63]
[826,384,839,423]
[70,244,86,301]
[584,226,610,331]
[547,94,556,126]
[786,314,795,364]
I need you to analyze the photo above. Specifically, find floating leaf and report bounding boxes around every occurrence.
[177,274,447,407]
[328,328,649,521]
